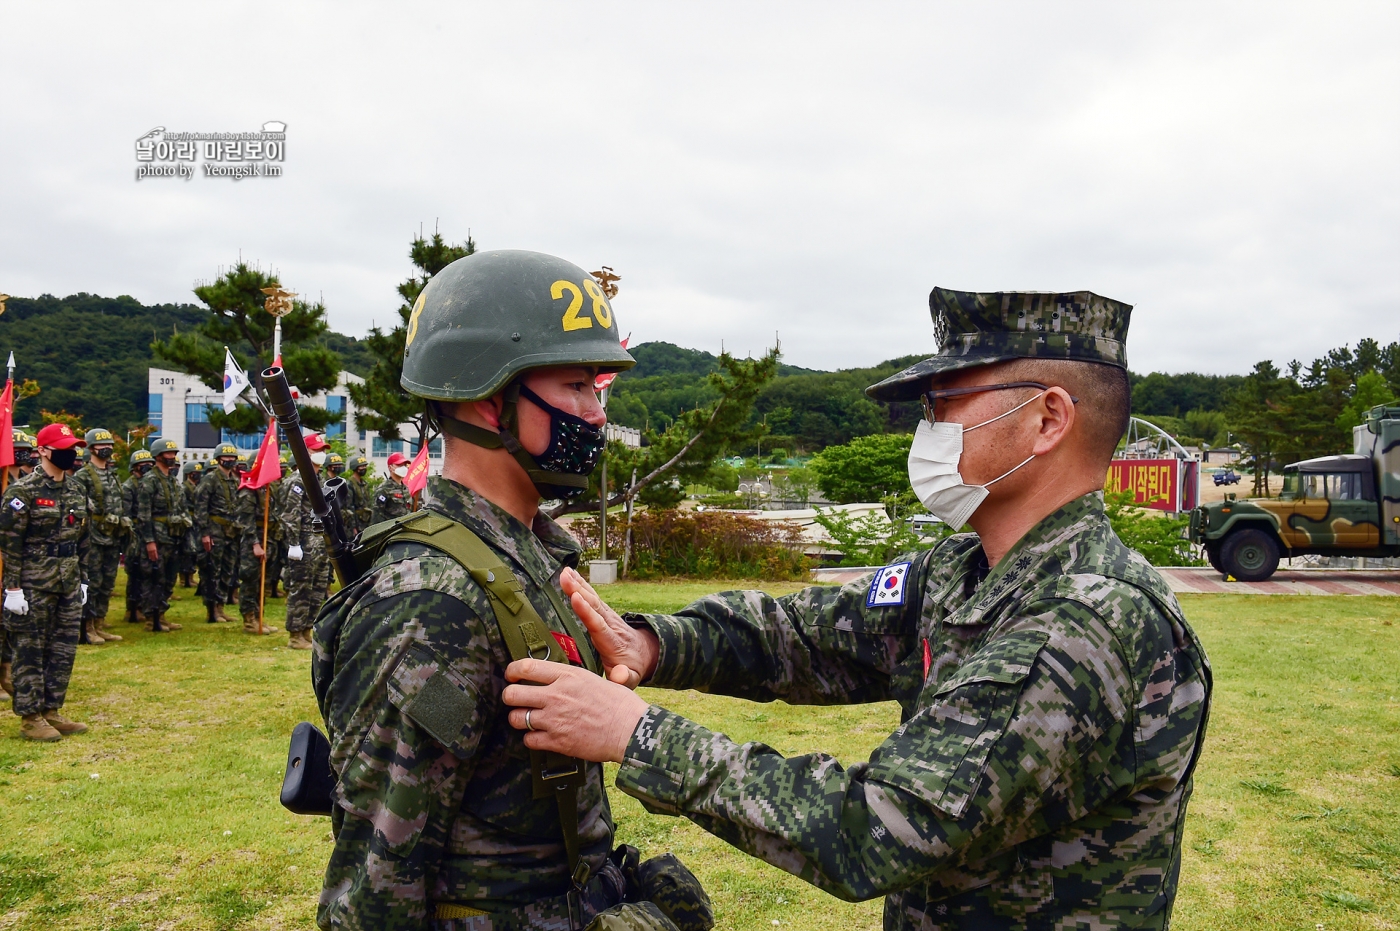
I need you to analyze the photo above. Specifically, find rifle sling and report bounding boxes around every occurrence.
[373,509,598,888]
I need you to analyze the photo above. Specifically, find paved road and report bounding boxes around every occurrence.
[811,566,1400,596]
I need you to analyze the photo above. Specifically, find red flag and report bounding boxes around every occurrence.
[240,422,281,490]
[594,336,631,393]
[404,441,430,496]
[0,380,12,470]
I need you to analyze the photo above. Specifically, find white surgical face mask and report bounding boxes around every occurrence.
[390,465,407,479]
[907,391,1042,529]
[310,451,327,467]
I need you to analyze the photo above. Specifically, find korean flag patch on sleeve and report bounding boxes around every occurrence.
[867,562,911,608]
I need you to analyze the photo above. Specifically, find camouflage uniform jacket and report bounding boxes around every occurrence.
[369,476,410,526]
[0,470,91,594]
[137,468,191,546]
[311,475,614,929]
[235,481,272,538]
[277,475,319,546]
[617,492,1212,930]
[347,475,373,534]
[121,475,142,548]
[194,468,241,540]
[70,462,125,548]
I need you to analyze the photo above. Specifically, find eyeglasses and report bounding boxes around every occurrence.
[920,381,1079,423]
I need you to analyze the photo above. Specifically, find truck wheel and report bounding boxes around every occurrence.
[1206,545,1224,574]
[1221,529,1280,582]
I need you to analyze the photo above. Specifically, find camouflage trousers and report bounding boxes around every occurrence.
[8,588,82,717]
[82,542,123,622]
[266,538,287,594]
[180,533,198,581]
[284,535,331,634]
[140,543,180,620]
[123,547,145,618]
[198,532,240,608]
[236,532,276,620]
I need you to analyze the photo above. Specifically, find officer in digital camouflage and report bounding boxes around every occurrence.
[70,428,125,644]
[344,454,373,536]
[234,455,279,636]
[122,449,155,625]
[370,451,412,524]
[279,454,331,651]
[194,443,242,625]
[312,250,712,931]
[504,288,1214,931]
[0,423,92,741]
[138,438,191,632]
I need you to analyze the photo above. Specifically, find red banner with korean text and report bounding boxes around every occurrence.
[1105,458,1180,512]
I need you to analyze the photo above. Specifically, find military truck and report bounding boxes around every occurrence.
[1189,404,1400,581]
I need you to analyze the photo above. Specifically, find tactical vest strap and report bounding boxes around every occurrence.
[356,507,595,886]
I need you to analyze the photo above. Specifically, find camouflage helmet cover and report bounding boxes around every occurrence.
[149,437,180,456]
[866,288,1134,402]
[85,427,115,447]
[400,249,635,401]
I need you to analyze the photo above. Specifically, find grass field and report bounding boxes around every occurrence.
[1,578,1398,929]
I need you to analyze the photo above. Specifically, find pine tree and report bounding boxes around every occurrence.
[152,261,342,433]
[346,230,476,442]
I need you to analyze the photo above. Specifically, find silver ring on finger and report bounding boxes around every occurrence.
[525,709,535,732]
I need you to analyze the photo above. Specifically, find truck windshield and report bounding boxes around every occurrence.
[1281,471,1300,498]
[1328,472,1366,500]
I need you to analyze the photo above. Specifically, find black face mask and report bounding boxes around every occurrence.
[134,465,153,477]
[159,455,179,471]
[14,452,34,468]
[433,382,605,503]
[93,446,113,461]
[49,448,79,470]
[517,384,605,500]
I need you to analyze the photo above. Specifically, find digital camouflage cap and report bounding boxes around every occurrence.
[866,288,1133,402]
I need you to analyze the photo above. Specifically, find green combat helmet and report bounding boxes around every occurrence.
[236,453,250,473]
[11,430,35,467]
[399,249,635,500]
[129,448,155,474]
[325,453,345,476]
[348,455,369,473]
[182,460,202,478]
[85,427,115,446]
[214,442,239,461]
[149,437,180,457]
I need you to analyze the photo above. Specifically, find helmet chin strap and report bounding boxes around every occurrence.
[430,386,589,495]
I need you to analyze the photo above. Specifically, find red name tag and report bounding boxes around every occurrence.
[36,498,56,507]
[551,631,582,665]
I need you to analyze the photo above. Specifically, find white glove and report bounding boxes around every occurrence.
[4,589,29,616]
[288,544,304,561]
[80,583,89,606]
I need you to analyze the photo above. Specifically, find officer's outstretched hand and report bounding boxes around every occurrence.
[560,567,659,689]
[503,659,649,764]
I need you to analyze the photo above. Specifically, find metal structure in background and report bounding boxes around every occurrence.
[260,286,296,361]
[590,267,621,564]
[1119,417,1194,460]
[1109,417,1201,513]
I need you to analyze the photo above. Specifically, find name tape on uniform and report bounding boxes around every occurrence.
[867,562,911,608]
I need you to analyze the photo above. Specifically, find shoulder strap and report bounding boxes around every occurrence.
[362,509,596,889]
[83,463,106,511]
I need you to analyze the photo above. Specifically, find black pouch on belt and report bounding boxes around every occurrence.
[615,845,714,931]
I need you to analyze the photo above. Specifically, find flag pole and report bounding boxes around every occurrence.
[258,484,269,636]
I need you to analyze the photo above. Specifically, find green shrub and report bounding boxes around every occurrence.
[1104,489,1203,566]
[572,509,811,580]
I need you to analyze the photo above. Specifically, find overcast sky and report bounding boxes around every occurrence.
[2,3,1396,376]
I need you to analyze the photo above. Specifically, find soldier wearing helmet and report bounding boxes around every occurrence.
[121,449,155,626]
[193,443,242,625]
[0,423,92,741]
[178,460,203,588]
[312,251,708,930]
[277,444,335,650]
[135,439,191,632]
[369,451,411,524]
[7,431,37,484]
[69,428,125,645]
[344,454,373,536]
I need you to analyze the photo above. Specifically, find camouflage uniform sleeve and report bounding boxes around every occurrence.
[277,480,303,541]
[318,559,496,930]
[136,475,156,544]
[192,477,212,537]
[632,554,936,704]
[0,484,31,590]
[615,602,1135,902]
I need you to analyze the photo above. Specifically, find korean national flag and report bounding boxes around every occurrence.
[223,347,250,413]
[867,562,911,608]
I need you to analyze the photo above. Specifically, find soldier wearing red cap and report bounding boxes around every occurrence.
[0,423,92,741]
[369,451,412,524]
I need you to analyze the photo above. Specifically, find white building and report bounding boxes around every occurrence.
[147,366,443,477]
